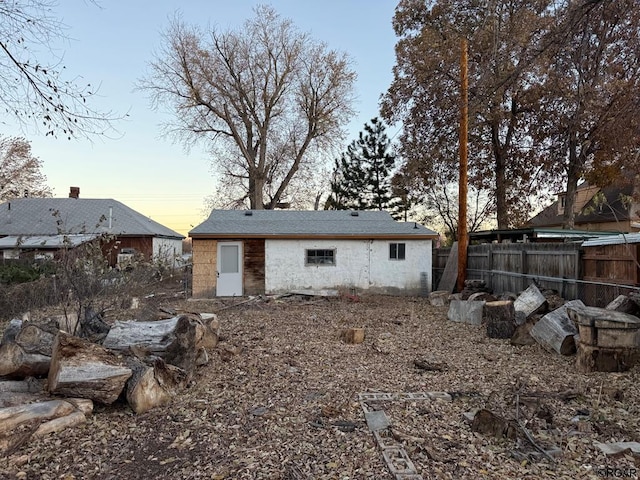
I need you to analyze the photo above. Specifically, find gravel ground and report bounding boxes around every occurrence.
[0,293,639,479]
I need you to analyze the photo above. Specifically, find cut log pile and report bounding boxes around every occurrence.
[446,280,640,372]
[0,308,220,451]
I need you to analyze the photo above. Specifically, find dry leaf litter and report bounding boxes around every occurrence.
[0,293,639,479]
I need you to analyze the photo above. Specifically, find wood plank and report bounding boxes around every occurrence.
[437,241,458,293]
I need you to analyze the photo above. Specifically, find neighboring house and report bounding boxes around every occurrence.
[527,182,640,232]
[189,209,438,297]
[0,188,184,267]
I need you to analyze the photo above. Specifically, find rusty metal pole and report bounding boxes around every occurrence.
[457,38,469,292]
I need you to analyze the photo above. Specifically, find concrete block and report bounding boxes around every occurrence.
[447,300,485,326]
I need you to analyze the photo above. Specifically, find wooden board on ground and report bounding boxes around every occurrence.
[437,242,458,293]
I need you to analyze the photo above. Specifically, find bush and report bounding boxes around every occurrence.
[0,261,56,285]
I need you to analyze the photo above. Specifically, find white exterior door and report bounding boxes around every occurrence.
[217,242,243,296]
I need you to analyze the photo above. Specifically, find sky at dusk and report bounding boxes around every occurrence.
[0,1,399,236]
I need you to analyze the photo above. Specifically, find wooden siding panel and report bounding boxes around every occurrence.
[243,239,265,295]
[192,239,217,298]
[102,236,153,267]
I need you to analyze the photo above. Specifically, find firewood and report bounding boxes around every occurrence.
[48,332,132,404]
[103,314,216,365]
[340,328,365,344]
[484,300,516,339]
[0,399,75,435]
[530,300,584,355]
[33,411,87,437]
[125,358,187,414]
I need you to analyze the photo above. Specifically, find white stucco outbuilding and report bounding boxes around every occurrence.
[189,210,438,297]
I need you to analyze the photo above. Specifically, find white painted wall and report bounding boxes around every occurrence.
[152,237,183,268]
[264,239,432,295]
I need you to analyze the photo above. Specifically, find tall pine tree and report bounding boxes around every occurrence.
[326,118,396,211]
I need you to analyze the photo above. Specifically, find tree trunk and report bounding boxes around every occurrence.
[103,314,217,373]
[484,300,516,339]
[563,131,580,229]
[48,332,132,404]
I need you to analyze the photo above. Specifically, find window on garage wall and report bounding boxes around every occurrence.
[389,242,406,260]
[305,249,336,266]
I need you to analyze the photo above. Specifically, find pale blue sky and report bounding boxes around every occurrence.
[1,1,399,236]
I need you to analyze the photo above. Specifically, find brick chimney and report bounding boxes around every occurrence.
[69,186,80,199]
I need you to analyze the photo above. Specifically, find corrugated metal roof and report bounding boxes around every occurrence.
[0,198,184,239]
[582,233,640,247]
[189,210,438,238]
[0,234,101,249]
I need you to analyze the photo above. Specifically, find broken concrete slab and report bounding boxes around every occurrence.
[447,300,485,326]
[365,410,391,431]
[513,284,547,319]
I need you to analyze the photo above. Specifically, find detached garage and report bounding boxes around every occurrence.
[189,210,438,297]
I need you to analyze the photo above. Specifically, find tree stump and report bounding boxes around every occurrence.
[48,332,132,404]
[568,305,640,372]
[484,300,516,339]
[341,328,365,344]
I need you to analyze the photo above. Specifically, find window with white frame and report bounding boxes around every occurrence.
[389,242,406,260]
[305,249,336,266]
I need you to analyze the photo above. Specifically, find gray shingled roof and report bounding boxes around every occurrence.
[0,198,184,238]
[189,210,438,238]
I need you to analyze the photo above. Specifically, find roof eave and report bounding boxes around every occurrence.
[189,233,438,240]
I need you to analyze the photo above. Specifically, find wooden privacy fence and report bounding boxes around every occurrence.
[434,243,582,299]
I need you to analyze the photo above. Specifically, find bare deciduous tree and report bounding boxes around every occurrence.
[0,0,117,138]
[141,5,357,209]
[0,136,52,200]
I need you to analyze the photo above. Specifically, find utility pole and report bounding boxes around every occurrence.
[457,38,469,292]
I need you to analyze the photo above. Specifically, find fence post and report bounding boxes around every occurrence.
[487,245,494,291]
[520,249,528,291]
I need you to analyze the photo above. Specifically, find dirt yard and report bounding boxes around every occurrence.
[1,293,639,479]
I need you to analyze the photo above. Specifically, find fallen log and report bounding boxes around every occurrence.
[48,332,132,404]
[485,300,516,339]
[0,399,75,435]
[0,398,92,454]
[0,343,50,378]
[103,314,216,376]
[34,410,87,437]
[125,358,188,414]
[530,300,584,355]
[103,313,217,356]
